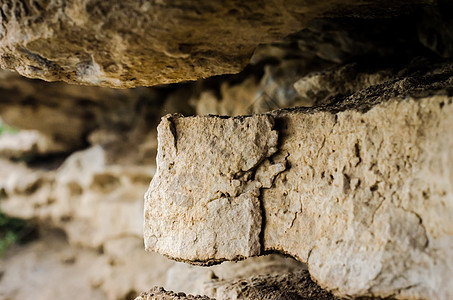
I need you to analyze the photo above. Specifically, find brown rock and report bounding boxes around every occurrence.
[136,287,212,300]
[0,0,428,88]
[205,270,341,300]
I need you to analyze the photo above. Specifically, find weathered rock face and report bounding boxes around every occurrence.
[139,270,340,300]
[1,2,453,299]
[0,231,174,300]
[136,287,213,300]
[205,270,340,300]
[0,68,172,248]
[145,115,277,263]
[0,69,165,151]
[166,254,304,297]
[145,61,453,299]
[0,0,429,88]
[0,147,150,248]
[0,57,314,300]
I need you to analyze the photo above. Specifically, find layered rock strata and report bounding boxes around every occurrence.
[0,0,429,87]
[145,62,453,299]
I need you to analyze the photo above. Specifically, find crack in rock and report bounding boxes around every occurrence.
[145,114,279,264]
[145,88,453,298]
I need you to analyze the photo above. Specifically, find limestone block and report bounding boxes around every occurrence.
[144,64,453,299]
[0,0,428,87]
[145,115,278,263]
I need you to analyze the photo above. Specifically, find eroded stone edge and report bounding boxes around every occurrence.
[144,113,282,265]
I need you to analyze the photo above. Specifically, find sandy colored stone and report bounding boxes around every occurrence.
[0,0,429,88]
[0,130,67,158]
[0,146,153,248]
[145,115,278,263]
[0,69,164,151]
[145,62,453,299]
[0,232,174,300]
[0,70,165,248]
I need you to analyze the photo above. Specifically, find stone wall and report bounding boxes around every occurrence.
[1,1,453,299]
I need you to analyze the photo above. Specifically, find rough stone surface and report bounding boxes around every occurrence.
[0,231,174,300]
[0,0,429,87]
[140,257,338,300]
[0,57,324,299]
[1,5,452,298]
[136,287,212,300]
[166,254,304,297]
[145,115,278,263]
[0,130,67,158]
[0,69,163,151]
[0,146,152,248]
[145,62,453,299]
[205,270,340,300]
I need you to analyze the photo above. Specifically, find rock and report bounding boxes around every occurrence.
[0,4,452,298]
[100,236,175,300]
[136,287,212,300]
[294,15,433,64]
[0,69,169,248]
[205,270,340,300]
[417,1,453,58]
[0,69,163,151]
[0,130,67,159]
[0,146,154,248]
[293,63,394,106]
[144,61,453,299]
[165,254,304,296]
[0,231,174,300]
[0,0,429,88]
[145,114,278,263]
[158,259,336,300]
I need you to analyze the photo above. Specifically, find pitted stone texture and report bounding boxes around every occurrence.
[264,96,453,299]
[145,115,278,263]
[165,254,304,297]
[0,146,153,248]
[205,270,340,300]
[145,64,453,299]
[0,0,429,88]
[136,287,212,300]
